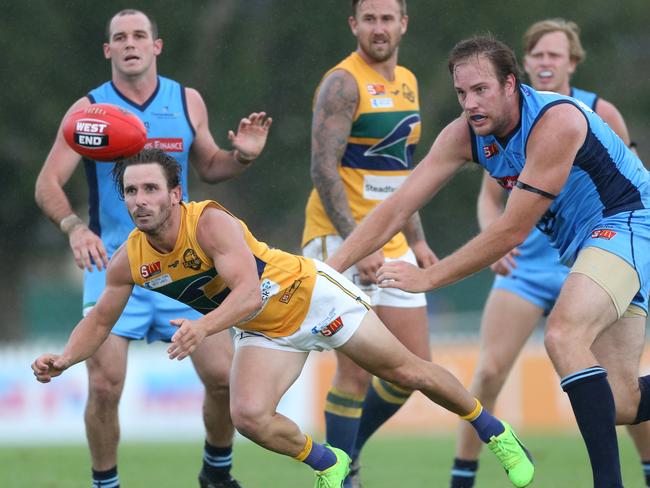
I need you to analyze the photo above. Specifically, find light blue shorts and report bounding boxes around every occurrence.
[492,265,568,315]
[83,267,202,343]
[574,210,650,313]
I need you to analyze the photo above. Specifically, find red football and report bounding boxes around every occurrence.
[63,103,147,162]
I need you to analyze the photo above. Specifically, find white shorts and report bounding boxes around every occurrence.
[234,260,371,353]
[302,235,427,308]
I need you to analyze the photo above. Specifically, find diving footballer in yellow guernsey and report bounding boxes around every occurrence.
[32,149,534,488]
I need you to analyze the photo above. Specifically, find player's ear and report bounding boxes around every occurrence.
[153,38,163,56]
[171,185,182,204]
[348,15,358,36]
[400,14,408,35]
[103,42,111,60]
[504,73,517,97]
[568,58,577,76]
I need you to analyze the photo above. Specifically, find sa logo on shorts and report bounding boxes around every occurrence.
[591,229,617,240]
[320,316,344,337]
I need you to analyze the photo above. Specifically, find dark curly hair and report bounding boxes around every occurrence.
[112,148,181,199]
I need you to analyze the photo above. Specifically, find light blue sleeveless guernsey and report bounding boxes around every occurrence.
[82,77,204,339]
[471,83,649,265]
[85,76,194,256]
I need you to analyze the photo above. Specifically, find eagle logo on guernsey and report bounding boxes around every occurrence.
[402,83,415,102]
[364,114,420,168]
[182,249,202,270]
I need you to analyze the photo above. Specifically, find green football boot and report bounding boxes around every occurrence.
[314,446,351,488]
[487,421,535,487]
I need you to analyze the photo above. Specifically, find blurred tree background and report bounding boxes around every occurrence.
[1,0,648,340]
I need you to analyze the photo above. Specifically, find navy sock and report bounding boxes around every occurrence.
[634,375,650,423]
[324,387,364,456]
[202,441,233,481]
[642,460,650,487]
[351,377,411,459]
[92,466,119,488]
[302,440,337,471]
[450,458,478,488]
[561,366,622,488]
[467,408,504,443]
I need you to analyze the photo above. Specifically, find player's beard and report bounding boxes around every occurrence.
[361,35,400,63]
[134,201,173,236]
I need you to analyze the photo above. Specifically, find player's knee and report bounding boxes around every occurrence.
[86,368,124,405]
[379,365,419,392]
[473,362,508,398]
[87,377,122,407]
[543,322,572,362]
[230,401,270,440]
[199,368,231,396]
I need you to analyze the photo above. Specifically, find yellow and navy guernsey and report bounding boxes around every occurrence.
[126,201,317,338]
[302,51,421,258]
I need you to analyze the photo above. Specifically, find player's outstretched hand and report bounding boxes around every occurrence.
[168,318,207,361]
[377,260,431,293]
[69,226,109,272]
[228,112,273,162]
[31,354,70,383]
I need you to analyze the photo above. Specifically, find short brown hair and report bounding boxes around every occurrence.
[106,9,159,42]
[352,0,406,17]
[448,35,522,87]
[523,18,586,64]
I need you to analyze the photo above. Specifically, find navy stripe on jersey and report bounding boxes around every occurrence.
[625,213,643,303]
[341,143,416,170]
[575,130,644,217]
[180,85,196,137]
[108,78,161,112]
[628,212,637,268]
[626,213,643,304]
[469,124,479,164]
[83,158,101,236]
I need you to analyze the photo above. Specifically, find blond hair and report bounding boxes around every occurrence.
[523,18,586,64]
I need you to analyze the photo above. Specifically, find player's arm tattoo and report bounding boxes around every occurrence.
[402,211,427,244]
[311,70,358,238]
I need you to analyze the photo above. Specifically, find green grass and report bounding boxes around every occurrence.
[1,431,644,487]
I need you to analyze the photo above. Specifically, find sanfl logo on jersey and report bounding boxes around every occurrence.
[367,84,385,96]
[483,142,499,159]
[364,114,420,168]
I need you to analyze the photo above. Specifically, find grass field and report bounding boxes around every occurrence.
[2,430,645,487]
